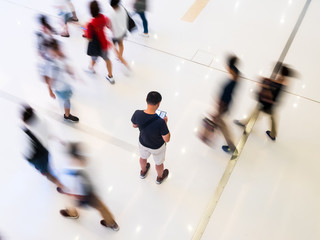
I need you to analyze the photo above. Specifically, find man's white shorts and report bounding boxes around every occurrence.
[139,142,166,165]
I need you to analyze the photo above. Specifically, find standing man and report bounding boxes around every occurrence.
[131,91,170,184]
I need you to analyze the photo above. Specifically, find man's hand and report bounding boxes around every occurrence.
[163,116,168,124]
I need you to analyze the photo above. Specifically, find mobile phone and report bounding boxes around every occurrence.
[156,110,167,119]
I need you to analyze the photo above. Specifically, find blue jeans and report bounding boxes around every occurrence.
[137,11,148,33]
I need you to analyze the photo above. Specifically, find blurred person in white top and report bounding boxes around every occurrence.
[109,0,130,70]
[20,105,64,188]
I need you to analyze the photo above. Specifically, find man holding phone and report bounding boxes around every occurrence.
[131,91,170,184]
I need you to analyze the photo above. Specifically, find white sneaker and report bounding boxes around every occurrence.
[106,75,115,84]
[84,67,95,74]
[139,33,149,37]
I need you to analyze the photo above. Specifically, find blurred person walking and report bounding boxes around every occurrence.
[134,0,149,37]
[21,106,64,188]
[36,15,56,83]
[84,0,115,84]
[234,65,292,141]
[55,0,79,37]
[45,39,79,122]
[200,55,240,154]
[109,0,130,70]
[57,143,119,231]
[131,91,170,184]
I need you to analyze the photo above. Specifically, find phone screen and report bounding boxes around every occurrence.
[156,110,167,119]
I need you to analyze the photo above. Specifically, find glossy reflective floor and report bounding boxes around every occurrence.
[0,0,319,239]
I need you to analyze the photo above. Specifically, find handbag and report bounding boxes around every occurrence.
[258,78,274,104]
[122,5,136,32]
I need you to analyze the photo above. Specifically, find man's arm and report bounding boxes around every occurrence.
[162,132,170,143]
[162,116,170,142]
[132,123,138,128]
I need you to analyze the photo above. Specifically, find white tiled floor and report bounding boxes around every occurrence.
[0,0,319,239]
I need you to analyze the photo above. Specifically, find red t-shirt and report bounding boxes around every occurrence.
[86,14,111,50]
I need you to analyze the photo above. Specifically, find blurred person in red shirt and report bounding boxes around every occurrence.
[84,0,115,84]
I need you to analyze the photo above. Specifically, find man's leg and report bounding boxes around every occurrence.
[89,194,117,226]
[140,157,147,173]
[155,163,164,178]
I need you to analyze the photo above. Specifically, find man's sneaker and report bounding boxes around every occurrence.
[233,119,246,127]
[222,145,235,154]
[100,220,119,231]
[140,162,150,179]
[106,75,115,84]
[64,114,79,122]
[266,131,276,141]
[156,169,169,184]
[60,210,79,219]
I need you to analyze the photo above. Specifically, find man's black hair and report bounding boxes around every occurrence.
[146,91,162,105]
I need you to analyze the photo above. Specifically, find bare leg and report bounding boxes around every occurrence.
[140,158,147,172]
[155,163,164,178]
[106,59,113,77]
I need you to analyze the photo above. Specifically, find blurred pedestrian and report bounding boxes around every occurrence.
[84,0,115,84]
[234,65,292,141]
[36,15,56,83]
[109,0,130,70]
[45,39,79,122]
[55,0,79,37]
[21,106,64,188]
[200,55,240,154]
[58,143,119,231]
[134,0,149,37]
[131,91,170,184]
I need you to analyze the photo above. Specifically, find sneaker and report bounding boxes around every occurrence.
[85,67,95,74]
[56,187,64,194]
[233,120,246,127]
[139,33,149,37]
[64,114,79,122]
[60,33,70,38]
[106,75,115,84]
[100,220,119,231]
[140,162,150,179]
[60,210,79,219]
[266,131,276,141]
[222,145,235,154]
[156,169,169,184]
